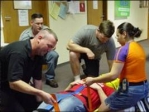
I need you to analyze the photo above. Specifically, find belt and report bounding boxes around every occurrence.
[129,80,147,86]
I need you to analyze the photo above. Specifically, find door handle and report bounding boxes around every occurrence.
[5,16,11,21]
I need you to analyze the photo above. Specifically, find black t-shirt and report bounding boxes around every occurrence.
[0,39,42,89]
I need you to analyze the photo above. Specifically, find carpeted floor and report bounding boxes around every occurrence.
[42,39,149,94]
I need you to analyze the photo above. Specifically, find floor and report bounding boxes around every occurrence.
[42,39,149,94]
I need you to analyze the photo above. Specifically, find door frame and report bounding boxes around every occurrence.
[103,0,107,20]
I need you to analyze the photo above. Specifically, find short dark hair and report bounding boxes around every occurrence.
[117,22,142,38]
[98,20,115,38]
[31,13,43,20]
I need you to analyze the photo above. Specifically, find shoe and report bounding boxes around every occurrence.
[45,79,58,88]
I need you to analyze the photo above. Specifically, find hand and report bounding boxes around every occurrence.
[40,91,56,104]
[70,80,85,86]
[85,77,94,86]
[85,48,95,59]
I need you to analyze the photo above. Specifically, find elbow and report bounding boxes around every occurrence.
[110,74,118,81]
[66,45,70,50]
[67,40,74,50]
[9,80,20,90]
[9,82,16,90]
[67,43,73,51]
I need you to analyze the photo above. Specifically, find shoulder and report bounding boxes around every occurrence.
[108,37,115,44]
[79,25,97,36]
[115,44,129,61]
[19,27,33,40]
[105,37,116,49]
[83,25,97,31]
[3,41,27,55]
[21,27,32,34]
[42,25,49,29]
[119,43,129,52]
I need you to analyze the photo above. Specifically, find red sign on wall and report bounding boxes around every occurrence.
[80,2,85,12]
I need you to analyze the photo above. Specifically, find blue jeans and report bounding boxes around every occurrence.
[43,50,59,80]
[105,81,149,111]
[51,94,86,112]
[37,94,86,112]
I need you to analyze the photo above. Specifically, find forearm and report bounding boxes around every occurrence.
[107,60,113,71]
[67,40,89,53]
[97,89,107,103]
[93,73,116,83]
[9,80,43,96]
[10,80,57,104]
[93,63,122,83]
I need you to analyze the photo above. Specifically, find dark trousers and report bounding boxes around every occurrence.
[0,89,41,112]
[80,53,100,77]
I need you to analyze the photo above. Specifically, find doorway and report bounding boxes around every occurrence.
[87,1,107,26]
[1,1,49,43]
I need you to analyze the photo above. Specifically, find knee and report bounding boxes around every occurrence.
[69,51,80,61]
[46,51,59,61]
[51,51,59,58]
[47,51,59,59]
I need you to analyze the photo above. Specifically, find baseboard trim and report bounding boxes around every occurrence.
[57,61,69,67]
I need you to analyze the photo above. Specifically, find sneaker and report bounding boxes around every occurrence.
[45,79,58,88]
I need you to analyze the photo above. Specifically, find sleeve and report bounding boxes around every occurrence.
[8,53,25,81]
[106,37,116,60]
[32,58,42,80]
[114,44,128,62]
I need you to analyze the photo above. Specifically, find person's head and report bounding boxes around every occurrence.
[116,22,142,46]
[96,20,115,43]
[32,28,58,56]
[30,13,44,35]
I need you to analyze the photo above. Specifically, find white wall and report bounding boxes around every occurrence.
[48,1,87,64]
[107,1,148,47]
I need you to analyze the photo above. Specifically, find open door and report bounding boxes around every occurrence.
[1,1,49,43]
[87,1,107,26]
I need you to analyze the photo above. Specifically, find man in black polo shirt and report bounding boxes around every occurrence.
[0,28,58,111]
